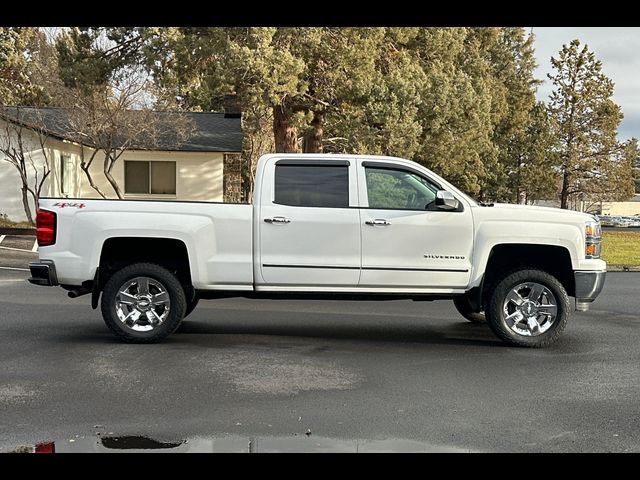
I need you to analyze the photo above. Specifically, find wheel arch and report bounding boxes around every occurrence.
[476,243,575,308]
[97,237,193,293]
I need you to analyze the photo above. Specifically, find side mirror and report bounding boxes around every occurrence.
[435,190,459,211]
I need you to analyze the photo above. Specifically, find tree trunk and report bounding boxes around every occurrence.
[31,170,51,214]
[81,163,107,199]
[273,106,299,153]
[21,186,34,225]
[104,154,123,199]
[303,110,324,153]
[104,169,123,199]
[560,169,570,209]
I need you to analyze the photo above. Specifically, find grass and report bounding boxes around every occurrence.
[0,217,34,229]
[601,230,640,266]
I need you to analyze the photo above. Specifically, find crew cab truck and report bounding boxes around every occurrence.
[28,154,606,347]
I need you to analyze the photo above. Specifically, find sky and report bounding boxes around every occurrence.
[532,27,640,141]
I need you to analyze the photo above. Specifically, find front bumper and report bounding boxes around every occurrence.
[28,260,58,286]
[574,270,606,311]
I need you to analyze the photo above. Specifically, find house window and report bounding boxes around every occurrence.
[124,161,176,195]
[60,154,72,195]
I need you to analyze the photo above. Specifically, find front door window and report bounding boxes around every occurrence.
[365,167,438,211]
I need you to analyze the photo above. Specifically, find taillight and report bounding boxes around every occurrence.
[34,441,56,453]
[36,210,56,247]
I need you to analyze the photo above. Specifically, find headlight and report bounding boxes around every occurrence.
[585,222,602,238]
[585,219,602,259]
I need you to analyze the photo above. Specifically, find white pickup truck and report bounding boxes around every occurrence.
[28,154,606,347]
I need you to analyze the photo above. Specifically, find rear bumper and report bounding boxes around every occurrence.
[28,260,58,286]
[574,270,606,310]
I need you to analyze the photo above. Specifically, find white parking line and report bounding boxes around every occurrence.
[0,235,5,244]
[0,245,38,253]
[0,266,30,272]
[32,239,38,252]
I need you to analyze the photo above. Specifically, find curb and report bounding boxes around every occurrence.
[607,266,640,272]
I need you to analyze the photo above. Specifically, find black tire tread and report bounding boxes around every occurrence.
[100,262,186,343]
[486,268,570,348]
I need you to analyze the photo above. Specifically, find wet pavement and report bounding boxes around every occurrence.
[1,268,640,452]
[0,235,37,251]
[0,235,37,271]
[5,433,475,453]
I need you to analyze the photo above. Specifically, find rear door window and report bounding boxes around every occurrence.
[274,165,349,208]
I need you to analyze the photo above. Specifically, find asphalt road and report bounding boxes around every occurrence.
[0,236,37,270]
[1,267,639,452]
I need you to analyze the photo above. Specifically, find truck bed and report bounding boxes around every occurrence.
[37,198,254,289]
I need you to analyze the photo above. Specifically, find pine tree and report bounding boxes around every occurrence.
[414,28,496,198]
[633,143,640,194]
[0,27,56,105]
[475,27,543,202]
[548,40,633,208]
[56,28,635,208]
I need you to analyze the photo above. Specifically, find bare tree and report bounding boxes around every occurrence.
[0,106,52,224]
[62,72,195,199]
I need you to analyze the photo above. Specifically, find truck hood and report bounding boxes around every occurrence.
[475,203,596,225]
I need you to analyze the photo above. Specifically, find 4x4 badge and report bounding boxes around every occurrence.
[53,202,85,209]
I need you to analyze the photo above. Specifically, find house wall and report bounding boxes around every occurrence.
[1,121,227,222]
[600,201,640,216]
[0,120,54,222]
[48,137,84,199]
[79,149,224,202]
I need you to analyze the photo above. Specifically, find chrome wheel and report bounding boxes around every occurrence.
[502,282,558,337]
[115,276,170,332]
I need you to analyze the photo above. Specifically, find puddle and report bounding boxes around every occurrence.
[100,436,183,450]
[5,434,475,453]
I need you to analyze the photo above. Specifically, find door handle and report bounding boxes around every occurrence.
[264,216,291,224]
[365,219,391,226]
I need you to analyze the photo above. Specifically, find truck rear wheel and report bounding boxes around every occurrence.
[100,263,186,343]
[453,296,485,323]
[486,268,570,348]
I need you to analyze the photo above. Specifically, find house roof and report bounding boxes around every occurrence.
[0,106,242,153]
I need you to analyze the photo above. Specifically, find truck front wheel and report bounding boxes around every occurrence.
[100,263,187,343]
[486,268,570,348]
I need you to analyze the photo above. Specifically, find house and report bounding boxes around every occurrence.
[599,194,640,216]
[0,107,243,223]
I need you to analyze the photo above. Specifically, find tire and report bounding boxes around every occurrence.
[486,268,570,348]
[100,262,186,343]
[453,296,486,323]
